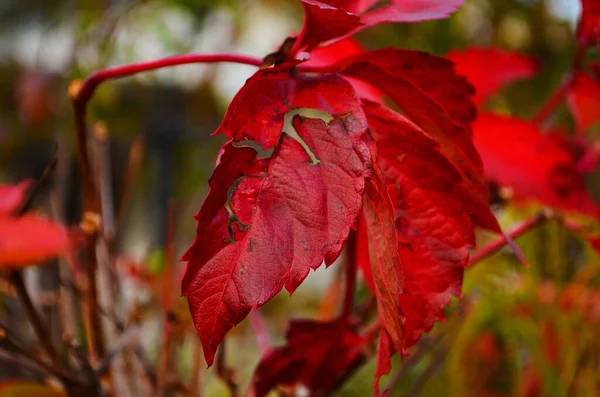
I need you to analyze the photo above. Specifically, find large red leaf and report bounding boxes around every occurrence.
[447,47,538,106]
[567,71,600,133]
[473,113,600,218]
[577,0,600,46]
[0,215,70,267]
[336,50,500,232]
[182,73,372,365]
[294,0,464,51]
[0,181,30,215]
[247,318,366,396]
[363,100,474,347]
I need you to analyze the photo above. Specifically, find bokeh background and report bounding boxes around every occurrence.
[1,0,599,396]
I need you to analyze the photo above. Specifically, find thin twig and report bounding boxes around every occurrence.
[0,325,80,384]
[95,324,140,376]
[382,333,444,394]
[9,272,60,367]
[190,340,203,397]
[115,136,143,223]
[215,340,239,397]
[404,341,449,397]
[471,211,552,264]
[17,144,58,216]
[66,338,105,396]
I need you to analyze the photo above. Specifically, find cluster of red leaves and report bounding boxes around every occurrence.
[181,0,506,395]
[0,181,69,267]
[448,38,600,220]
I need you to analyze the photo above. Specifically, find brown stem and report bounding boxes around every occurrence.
[17,144,58,216]
[382,333,444,394]
[404,341,449,397]
[215,340,239,397]
[190,340,203,397]
[9,272,60,367]
[95,325,140,376]
[81,240,106,365]
[471,211,552,264]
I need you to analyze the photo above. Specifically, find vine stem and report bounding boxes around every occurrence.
[471,211,552,264]
[532,44,586,128]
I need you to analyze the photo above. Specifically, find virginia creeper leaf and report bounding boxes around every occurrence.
[448,47,538,106]
[336,50,500,232]
[295,0,465,50]
[360,0,464,25]
[0,181,31,215]
[361,100,475,349]
[567,71,600,133]
[0,215,69,267]
[182,72,372,365]
[577,0,600,46]
[473,113,600,218]
[297,0,364,51]
[247,318,366,396]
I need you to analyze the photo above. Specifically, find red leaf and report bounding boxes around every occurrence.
[0,181,31,216]
[473,113,600,218]
[247,318,366,396]
[363,100,474,347]
[295,0,464,51]
[216,63,364,149]
[360,0,464,25]
[567,71,600,133]
[306,38,383,101]
[337,49,500,232]
[0,215,70,267]
[296,0,363,52]
[448,47,538,106]
[359,158,404,394]
[577,0,600,46]
[322,0,379,14]
[182,72,372,365]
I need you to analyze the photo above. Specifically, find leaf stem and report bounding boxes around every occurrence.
[532,77,571,128]
[342,230,358,318]
[9,271,61,367]
[471,211,552,264]
[532,45,585,128]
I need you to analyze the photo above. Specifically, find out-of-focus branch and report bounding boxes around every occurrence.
[471,211,552,264]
